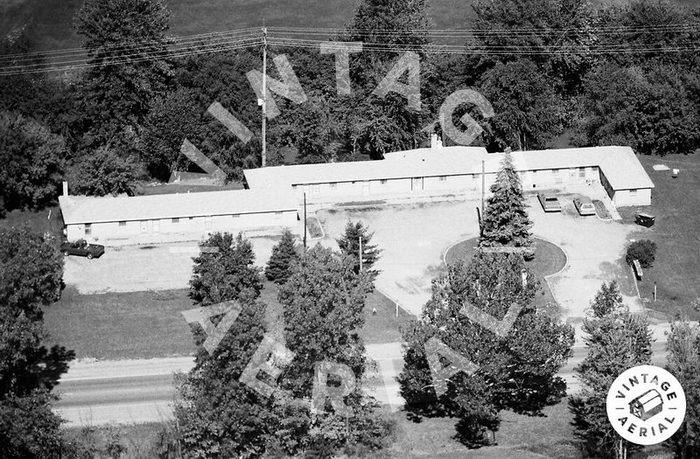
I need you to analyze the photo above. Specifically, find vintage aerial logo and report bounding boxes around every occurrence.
[606,365,686,446]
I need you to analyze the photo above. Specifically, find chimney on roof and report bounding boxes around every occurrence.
[62,181,68,196]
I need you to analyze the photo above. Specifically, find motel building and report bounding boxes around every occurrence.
[58,188,299,246]
[59,144,654,246]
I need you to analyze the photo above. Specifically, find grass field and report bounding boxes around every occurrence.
[0,206,63,239]
[44,280,410,360]
[43,287,197,360]
[2,0,695,52]
[618,153,700,320]
[444,237,567,317]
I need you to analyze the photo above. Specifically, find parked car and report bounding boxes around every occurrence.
[60,239,105,259]
[635,213,656,227]
[574,197,596,216]
[537,193,562,212]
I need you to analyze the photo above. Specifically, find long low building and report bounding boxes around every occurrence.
[59,144,653,246]
[59,188,299,246]
[244,145,654,207]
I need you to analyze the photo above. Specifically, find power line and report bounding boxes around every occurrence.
[1,24,698,76]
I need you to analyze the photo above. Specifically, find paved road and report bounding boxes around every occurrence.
[55,338,670,426]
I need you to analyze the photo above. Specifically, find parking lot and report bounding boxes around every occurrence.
[63,238,279,294]
[65,195,642,320]
[316,194,641,320]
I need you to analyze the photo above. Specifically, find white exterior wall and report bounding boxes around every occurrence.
[293,173,499,206]
[66,210,299,246]
[613,188,652,207]
[519,166,599,191]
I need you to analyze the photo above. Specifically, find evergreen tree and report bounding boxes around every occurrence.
[336,221,381,283]
[189,232,263,306]
[265,230,300,284]
[569,281,653,458]
[479,152,534,257]
[665,317,700,457]
[398,252,574,447]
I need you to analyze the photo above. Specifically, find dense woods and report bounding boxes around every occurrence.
[0,0,698,210]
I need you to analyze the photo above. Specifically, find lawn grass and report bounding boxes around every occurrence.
[388,399,580,458]
[43,287,196,360]
[44,279,408,360]
[5,0,693,52]
[617,154,700,320]
[0,206,63,240]
[444,237,567,317]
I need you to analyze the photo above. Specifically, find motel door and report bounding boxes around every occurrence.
[411,177,424,192]
[362,181,370,196]
[152,219,160,233]
[140,220,148,233]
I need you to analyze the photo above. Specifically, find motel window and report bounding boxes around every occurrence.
[189,217,194,220]
[232,214,240,219]
[380,179,387,185]
[439,176,447,182]
[630,189,638,195]
[551,169,559,174]
[84,223,92,235]
[172,218,180,223]
[329,182,337,188]
[118,221,126,227]
[275,211,283,215]
[579,167,586,177]
[292,185,297,189]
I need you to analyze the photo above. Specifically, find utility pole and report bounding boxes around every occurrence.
[303,192,307,249]
[481,159,485,216]
[359,236,363,271]
[261,26,268,168]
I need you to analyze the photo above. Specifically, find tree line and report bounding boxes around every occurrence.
[1,0,699,216]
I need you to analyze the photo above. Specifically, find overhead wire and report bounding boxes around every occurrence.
[1,23,698,76]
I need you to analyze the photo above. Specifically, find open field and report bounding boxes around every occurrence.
[618,154,700,320]
[45,280,409,360]
[2,0,695,51]
[43,287,196,360]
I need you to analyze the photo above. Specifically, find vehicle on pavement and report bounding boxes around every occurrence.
[574,197,596,216]
[60,239,105,259]
[537,193,562,212]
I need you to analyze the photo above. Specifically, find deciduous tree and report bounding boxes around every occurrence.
[569,281,653,458]
[0,112,66,211]
[67,146,139,197]
[665,317,700,457]
[0,227,63,320]
[399,252,574,447]
[73,0,172,152]
[189,232,263,306]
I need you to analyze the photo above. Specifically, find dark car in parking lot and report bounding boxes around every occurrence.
[60,239,105,259]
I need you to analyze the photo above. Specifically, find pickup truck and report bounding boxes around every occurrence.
[60,239,105,259]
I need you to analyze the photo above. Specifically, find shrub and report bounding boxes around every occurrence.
[626,240,657,268]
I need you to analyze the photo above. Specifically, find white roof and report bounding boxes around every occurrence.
[244,145,654,191]
[244,147,490,189]
[59,189,297,225]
